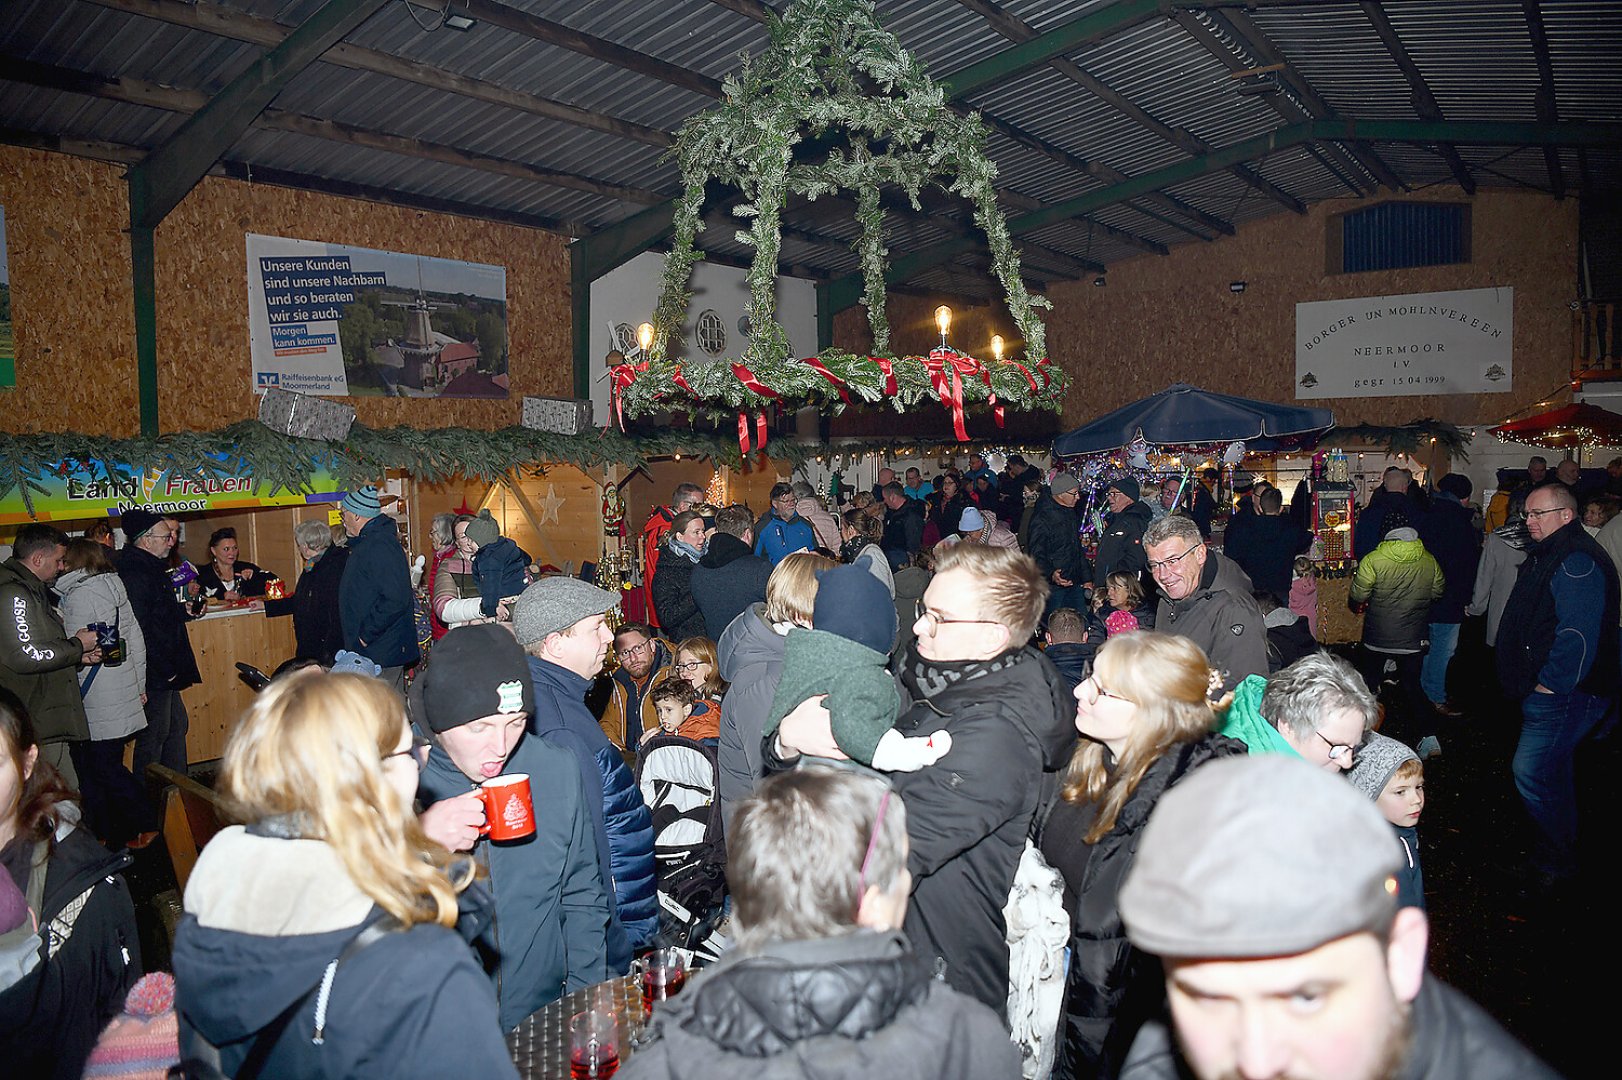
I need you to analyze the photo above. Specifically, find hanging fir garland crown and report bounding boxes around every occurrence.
[613,0,1066,441]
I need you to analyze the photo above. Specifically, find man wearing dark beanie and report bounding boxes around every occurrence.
[413,624,610,1029]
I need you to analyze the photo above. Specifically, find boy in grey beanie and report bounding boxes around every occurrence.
[1348,732,1426,910]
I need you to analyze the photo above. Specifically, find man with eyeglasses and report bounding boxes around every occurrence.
[1219,652,1378,771]
[769,544,1076,1017]
[1142,514,1264,694]
[114,509,200,787]
[600,621,672,749]
[1496,482,1619,895]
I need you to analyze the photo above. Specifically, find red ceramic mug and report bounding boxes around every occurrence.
[478,774,535,841]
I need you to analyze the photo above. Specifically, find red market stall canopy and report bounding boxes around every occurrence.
[1489,402,1622,450]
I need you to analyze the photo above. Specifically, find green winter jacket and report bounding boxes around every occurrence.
[1216,674,1302,758]
[1349,531,1445,652]
[764,627,900,765]
[0,557,89,745]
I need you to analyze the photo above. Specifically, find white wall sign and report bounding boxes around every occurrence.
[1295,286,1513,399]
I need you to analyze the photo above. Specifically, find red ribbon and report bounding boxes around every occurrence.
[731,362,780,400]
[672,367,695,398]
[803,356,852,404]
[607,359,648,431]
[736,410,770,455]
[872,355,898,396]
[924,348,980,441]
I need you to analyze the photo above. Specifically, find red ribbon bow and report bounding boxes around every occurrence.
[803,356,852,405]
[730,363,778,455]
[607,359,648,431]
[871,356,899,397]
[924,348,982,441]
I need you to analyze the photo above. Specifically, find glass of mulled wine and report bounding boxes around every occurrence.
[569,1009,619,1079]
[637,947,688,1012]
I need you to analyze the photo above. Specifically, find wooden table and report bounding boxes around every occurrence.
[180,605,297,763]
[508,974,644,1079]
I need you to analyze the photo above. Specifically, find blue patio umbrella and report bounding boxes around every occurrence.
[1053,383,1335,456]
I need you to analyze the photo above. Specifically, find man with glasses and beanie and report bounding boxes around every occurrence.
[114,509,200,786]
[1496,481,1619,898]
[414,623,611,1030]
[622,766,1020,1079]
[1142,514,1264,693]
[1115,756,1557,1080]
[1218,652,1378,770]
[769,544,1076,1018]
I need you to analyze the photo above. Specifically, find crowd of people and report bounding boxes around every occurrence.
[3,450,1614,1079]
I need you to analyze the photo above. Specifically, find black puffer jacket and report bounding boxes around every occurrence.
[889,645,1077,1014]
[1038,735,1246,1080]
[1119,974,1560,1080]
[1093,500,1154,587]
[651,544,706,644]
[622,931,1020,1080]
[0,817,140,1080]
[1028,496,1090,583]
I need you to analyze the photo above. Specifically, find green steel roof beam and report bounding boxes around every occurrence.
[127,0,389,228]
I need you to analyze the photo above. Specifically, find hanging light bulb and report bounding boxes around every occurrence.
[637,322,654,353]
[991,334,1004,361]
[935,305,952,348]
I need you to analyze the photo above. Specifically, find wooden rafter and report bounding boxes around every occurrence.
[1358,1,1476,194]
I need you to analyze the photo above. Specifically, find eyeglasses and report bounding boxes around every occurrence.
[618,641,653,657]
[675,660,708,673]
[915,603,1000,635]
[384,734,431,769]
[857,790,893,900]
[1080,674,1131,704]
[1315,730,1361,764]
[1146,545,1201,575]
[1525,507,1568,519]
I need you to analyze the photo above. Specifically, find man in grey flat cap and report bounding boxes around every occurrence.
[1116,756,1556,1080]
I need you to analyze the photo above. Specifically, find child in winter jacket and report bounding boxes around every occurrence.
[463,510,531,618]
[645,678,720,745]
[1289,555,1319,637]
[1348,733,1426,910]
[763,564,950,771]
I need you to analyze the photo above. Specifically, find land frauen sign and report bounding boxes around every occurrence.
[1295,286,1513,399]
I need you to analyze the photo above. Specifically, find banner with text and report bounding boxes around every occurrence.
[0,458,346,527]
[1295,286,1513,399]
[246,233,508,399]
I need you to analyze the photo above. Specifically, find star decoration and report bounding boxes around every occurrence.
[537,484,565,526]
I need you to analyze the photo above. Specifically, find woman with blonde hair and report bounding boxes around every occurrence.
[674,635,728,699]
[1037,631,1244,1080]
[171,672,517,1078]
[716,551,837,831]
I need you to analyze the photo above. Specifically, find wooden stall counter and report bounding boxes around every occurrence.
[1315,574,1364,646]
[180,605,296,764]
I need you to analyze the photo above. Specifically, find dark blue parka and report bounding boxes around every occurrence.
[526,655,659,969]
[338,514,420,669]
[417,728,611,1030]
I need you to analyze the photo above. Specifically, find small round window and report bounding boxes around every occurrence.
[696,309,727,356]
[613,323,639,354]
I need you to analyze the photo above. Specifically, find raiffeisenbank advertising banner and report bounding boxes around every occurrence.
[1295,286,1513,399]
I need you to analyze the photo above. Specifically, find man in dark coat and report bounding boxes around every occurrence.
[1028,473,1091,616]
[1416,473,1482,716]
[627,768,1019,1080]
[1143,514,1265,693]
[337,486,419,690]
[1353,466,1418,560]
[1496,483,1619,888]
[0,524,94,786]
[771,544,1076,1016]
[1223,485,1311,601]
[879,482,926,570]
[115,510,200,783]
[1042,606,1099,699]
[1189,469,1219,540]
[1116,757,1559,1080]
[690,505,772,639]
[517,578,659,972]
[414,623,611,1030]
[1093,477,1154,588]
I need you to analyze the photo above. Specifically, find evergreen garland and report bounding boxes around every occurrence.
[1323,420,1472,462]
[632,0,1061,424]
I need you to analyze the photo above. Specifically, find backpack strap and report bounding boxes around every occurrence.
[179,918,398,1079]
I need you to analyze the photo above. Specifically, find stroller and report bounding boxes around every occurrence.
[635,734,729,965]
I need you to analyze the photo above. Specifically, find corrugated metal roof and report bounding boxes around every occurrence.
[1,0,1617,287]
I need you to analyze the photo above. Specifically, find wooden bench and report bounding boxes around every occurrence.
[146,764,234,894]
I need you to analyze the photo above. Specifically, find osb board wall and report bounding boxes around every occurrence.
[1042,186,1577,430]
[0,147,137,434]
[0,144,572,436]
